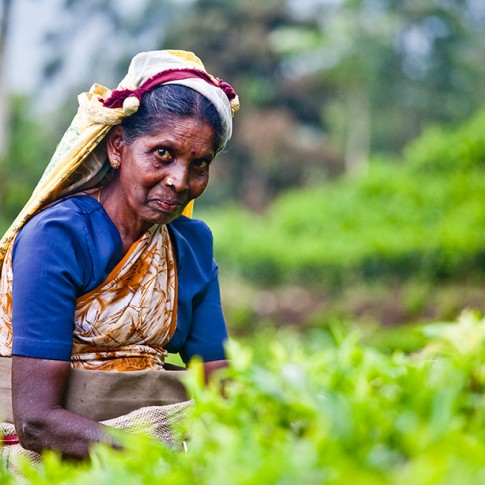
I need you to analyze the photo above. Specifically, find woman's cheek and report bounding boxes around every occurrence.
[193,178,209,198]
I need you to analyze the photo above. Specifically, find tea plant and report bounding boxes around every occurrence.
[4,311,485,483]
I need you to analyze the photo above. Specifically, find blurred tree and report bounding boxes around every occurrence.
[271,0,485,174]
[0,0,12,160]
[1,95,54,222]
[271,1,397,175]
[375,0,485,150]
[0,0,12,217]
[39,0,190,96]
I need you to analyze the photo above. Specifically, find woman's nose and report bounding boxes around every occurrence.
[164,163,189,192]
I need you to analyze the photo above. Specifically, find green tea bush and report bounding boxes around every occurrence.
[204,167,485,286]
[203,108,485,287]
[5,311,485,484]
[404,109,485,174]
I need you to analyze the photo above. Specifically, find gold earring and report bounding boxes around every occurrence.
[110,158,120,169]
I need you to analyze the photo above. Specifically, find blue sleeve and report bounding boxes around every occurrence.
[180,260,228,363]
[11,197,121,360]
[12,208,93,360]
[165,217,228,363]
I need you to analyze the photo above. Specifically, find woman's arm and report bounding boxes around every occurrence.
[12,356,119,459]
[9,202,124,458]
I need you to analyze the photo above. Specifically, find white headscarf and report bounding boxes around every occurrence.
[103,50,239,149]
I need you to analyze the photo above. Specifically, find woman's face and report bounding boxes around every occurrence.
[107,116,216,229]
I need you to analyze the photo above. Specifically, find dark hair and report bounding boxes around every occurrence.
[121,84,224,151]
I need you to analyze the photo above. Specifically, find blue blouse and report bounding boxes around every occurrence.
[10,195,227,363]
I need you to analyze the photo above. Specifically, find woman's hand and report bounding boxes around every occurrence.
[12,356,119,459]
[202,359,228,384]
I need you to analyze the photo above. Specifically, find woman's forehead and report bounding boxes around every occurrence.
[141,118,217,153]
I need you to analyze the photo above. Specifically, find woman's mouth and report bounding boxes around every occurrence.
[151,199,183,213]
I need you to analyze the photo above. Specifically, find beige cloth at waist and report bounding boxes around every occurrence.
[0,357,188,423]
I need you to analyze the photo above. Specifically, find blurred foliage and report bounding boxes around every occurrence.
[161,0,485,189]
[404,109,485,174]
[5,311,485,483]
[0,95,56,229]
[201,108,485,290]
[2,3,485,481]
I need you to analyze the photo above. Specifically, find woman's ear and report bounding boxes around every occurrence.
[106,126,125,169]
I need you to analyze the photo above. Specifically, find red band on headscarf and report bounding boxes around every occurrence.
[1,435,19,445]
[102,68,237,109]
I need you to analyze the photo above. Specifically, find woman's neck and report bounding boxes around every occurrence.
[97,181,151,255]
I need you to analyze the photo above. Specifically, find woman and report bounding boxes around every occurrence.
[0,50,239,462]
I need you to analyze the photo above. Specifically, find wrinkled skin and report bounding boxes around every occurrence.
[104,118,216,252]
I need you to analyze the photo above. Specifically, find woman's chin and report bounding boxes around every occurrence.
[147,210,183,226]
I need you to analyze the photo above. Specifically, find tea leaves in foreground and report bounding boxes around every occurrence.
[4,312,485,484]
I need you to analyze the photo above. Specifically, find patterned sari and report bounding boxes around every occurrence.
[0,222,178,370]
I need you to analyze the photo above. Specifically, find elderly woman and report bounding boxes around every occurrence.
[0,50,239,462]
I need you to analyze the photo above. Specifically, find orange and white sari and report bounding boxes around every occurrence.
[0,223,178,371]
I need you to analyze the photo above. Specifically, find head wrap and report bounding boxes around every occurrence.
[0,50,239,269]
[103,50,239,147]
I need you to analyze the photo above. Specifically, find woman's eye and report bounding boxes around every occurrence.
[155,148,173,161]
[192,159,210,171]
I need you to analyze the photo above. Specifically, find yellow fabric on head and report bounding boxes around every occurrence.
[0,83,132,269]
[166,50,206,69]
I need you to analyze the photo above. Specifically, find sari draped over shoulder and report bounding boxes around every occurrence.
[0,223,178,371]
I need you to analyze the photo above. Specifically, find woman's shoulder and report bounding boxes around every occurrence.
[15,195,121,257]
[20,195,103,231]
[168,216,215,270]
[168,215,213,243]
[13,195,122,292]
